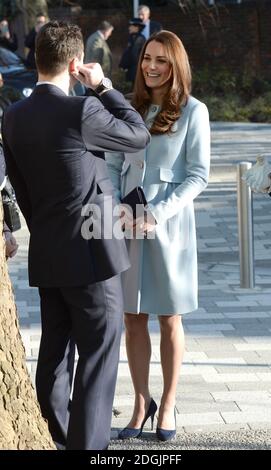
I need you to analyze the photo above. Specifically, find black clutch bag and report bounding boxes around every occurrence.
[1,184,21,232]
[121,186,147,219]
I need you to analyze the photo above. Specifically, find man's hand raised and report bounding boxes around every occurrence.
[71,63,104,90]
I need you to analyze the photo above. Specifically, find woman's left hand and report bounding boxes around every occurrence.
[134,211,157,235]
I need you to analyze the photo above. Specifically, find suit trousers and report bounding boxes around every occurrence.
[36,275,123,450]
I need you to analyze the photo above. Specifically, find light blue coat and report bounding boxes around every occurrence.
[106,96,210,315]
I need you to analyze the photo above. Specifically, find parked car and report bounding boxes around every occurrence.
[0,47,37,104]
[0,92,9,122]
[0,72,11,122]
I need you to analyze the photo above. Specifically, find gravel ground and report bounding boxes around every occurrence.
[109,429,271,450]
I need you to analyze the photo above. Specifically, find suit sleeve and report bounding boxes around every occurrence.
[1,117,32,229]
[81,89,151,153]
[150,103,210,225]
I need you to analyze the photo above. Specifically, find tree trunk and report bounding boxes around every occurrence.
[0,201,55,450]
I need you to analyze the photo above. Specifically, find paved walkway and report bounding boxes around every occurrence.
[8,123,271,449]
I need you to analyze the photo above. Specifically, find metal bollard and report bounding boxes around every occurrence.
[237,162,255,288]
[133,0,139,16]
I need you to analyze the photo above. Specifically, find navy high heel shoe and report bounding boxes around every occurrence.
[156,407,177,441]
[118,398,158,440]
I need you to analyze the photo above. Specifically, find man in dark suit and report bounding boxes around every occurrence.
[1,21,150,450]
[138,4,162,39]
[24,13,47,68]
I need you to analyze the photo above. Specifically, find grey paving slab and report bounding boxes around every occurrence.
[182,423,251,434]
[226,382,271,391]
[214,365,270,374]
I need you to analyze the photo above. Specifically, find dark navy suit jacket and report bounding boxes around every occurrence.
[149,20,162,36]
[2,84,150,287]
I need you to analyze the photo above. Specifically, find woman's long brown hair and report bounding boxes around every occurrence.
[132,31,192,135]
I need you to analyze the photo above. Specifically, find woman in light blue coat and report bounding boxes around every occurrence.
[106,31,210,441]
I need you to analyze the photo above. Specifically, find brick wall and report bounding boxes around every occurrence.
[49,2,271,78]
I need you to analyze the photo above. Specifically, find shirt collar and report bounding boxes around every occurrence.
[36,81,69,96]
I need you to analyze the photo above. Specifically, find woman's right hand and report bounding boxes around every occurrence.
[119,204,134,231]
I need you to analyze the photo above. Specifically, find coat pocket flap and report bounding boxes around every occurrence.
[121,162,131,176]
[97,178,114,193]
[160,168,184,183]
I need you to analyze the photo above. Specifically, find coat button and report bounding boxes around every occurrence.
[137,161,144,169]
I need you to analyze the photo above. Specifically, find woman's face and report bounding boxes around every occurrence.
[141,41,172,90]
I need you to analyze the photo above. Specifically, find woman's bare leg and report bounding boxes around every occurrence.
[158,314,185,429]
[124,312,152,428]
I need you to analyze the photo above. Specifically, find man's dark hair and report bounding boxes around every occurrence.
[98,21,113,33]
[36,21,84,75]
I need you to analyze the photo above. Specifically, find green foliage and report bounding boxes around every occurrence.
[48,0,131,8]
[193,67,237,96]
[0,0,19,19]
[112,69,133,96]
[193,66,271,122]
[246,92,271,123]
[202,95,249,122]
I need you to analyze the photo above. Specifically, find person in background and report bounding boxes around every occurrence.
[0,140,18,259]
[0,18,18,52]
[138,4,162,40]
[24,13,47,69]
[85,21,114,78]
[106,30,210,442]
[119,18,145,85]
[242,155,271,194]
[2,219,18,258]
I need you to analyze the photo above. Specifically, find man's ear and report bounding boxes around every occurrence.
[69,58,77,74]
[69,57,83,74]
